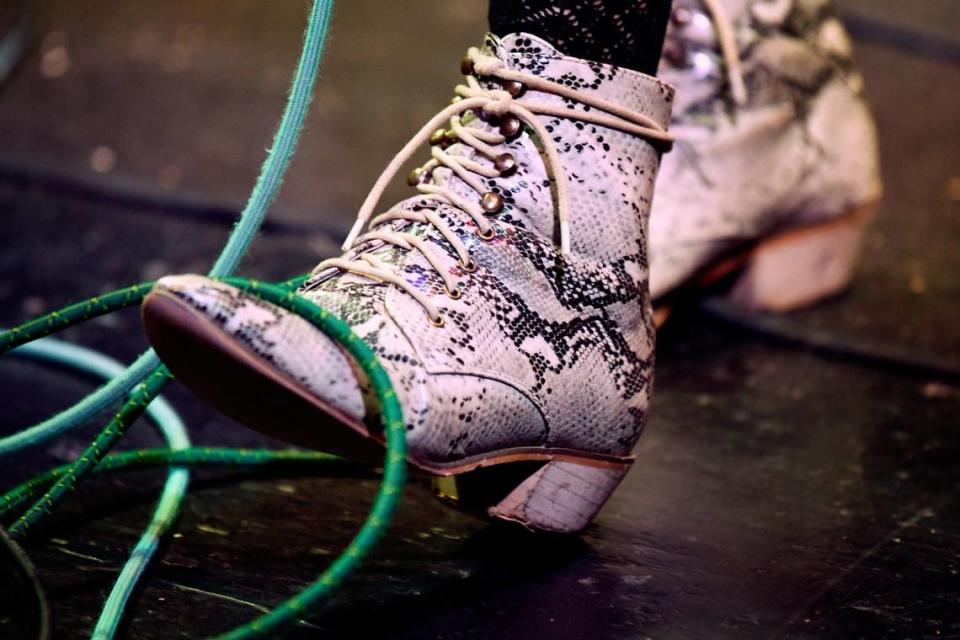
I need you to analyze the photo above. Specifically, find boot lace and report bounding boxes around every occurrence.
[670,0,748,105]
[311,46,674,326]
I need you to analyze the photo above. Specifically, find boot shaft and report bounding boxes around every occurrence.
[436,33,674,264]
[649,0,882,299]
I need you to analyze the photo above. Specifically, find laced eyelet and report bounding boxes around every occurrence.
[499,115,522,140]
[494,153,517,176]
[428,314,446,328]
[329,46,673,329]
[444,129,460,144]
[480,191,504,214]
[444,285,462,300]
[502,80,525,97]
[407,167,426,186]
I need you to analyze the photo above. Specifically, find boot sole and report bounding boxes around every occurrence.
[142,292,634,533]
[653,199,880,327]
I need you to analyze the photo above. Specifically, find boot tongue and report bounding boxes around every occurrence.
[483,32,561,67]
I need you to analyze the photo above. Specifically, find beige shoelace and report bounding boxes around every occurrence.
[693,0,748,105]
[312,46,674,325]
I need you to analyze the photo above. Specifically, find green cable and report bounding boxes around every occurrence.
[0,273,308,357]
[0,272,343,640]
[206,281,407,640]
[0,0,331,459]
[0,284,155,353]
[0,268,308,458]
[7,366,175,538]
[0,277,406,638]
[1,447,347,520]
[2,280,408,639]
[0,1,409,636]
[1,281,406,638]
[0,283,156,456]
[4,335,190,640]
[0,276,308,541]
[3,0,333,538]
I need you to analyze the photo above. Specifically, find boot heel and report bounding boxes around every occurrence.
[486,460,630,533]
[726,202,877,312]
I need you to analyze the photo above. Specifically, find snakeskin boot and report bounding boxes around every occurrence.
[142,33,674,533]
[651,0,882,315]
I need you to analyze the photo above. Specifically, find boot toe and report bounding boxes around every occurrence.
[147,275,368,422]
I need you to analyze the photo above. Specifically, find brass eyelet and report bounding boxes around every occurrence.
[499,115,522,140]
[494,153,517,176]
[445,285,462,300]
[407,167,425,186]
[480,191,504,214]
[428,314,446,328]
[476,226,497,241]
[460,260,478,273]
[502,80,525,97]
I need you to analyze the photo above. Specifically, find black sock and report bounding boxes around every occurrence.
[488,0,673,75]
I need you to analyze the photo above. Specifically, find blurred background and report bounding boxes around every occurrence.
[0,1,958,638]
[0,0,957,352]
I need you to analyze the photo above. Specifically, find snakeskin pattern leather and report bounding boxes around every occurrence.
[152,33,674,466]
[650,0,883,298]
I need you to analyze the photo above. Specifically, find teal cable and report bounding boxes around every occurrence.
[3,0,333,541]
[91,466,188,640]
[2,280,407,639]
[0,351,161,456]
[0,0,331,459]
[0,278,307,538]
[3,332,375,640]
[5,336,190,640]
[207,0,330,277]
[0,284,156,456]
[2,338,188,519]
[0,0,405,635]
